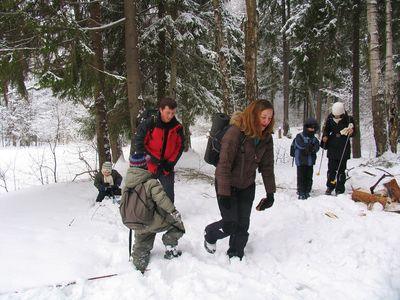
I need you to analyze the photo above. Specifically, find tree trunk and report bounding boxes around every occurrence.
[156,1,167,101]
[244,0,258,102]
[213,0,233,114]
[282,0,290,135]
[352,0,361,158]
[124,0,141,156]
[89,1,111,168]
[168,3,178,99]
[385,0,398,153]
[3,80,8,107]
[109,131,123,164]
[315,89,322,125]
[367,0,388,156]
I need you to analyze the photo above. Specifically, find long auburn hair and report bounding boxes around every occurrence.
[231,99,275,139]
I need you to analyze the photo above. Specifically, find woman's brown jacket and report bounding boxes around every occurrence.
[215,125,276,197]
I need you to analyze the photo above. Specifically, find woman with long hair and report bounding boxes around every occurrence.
[204,99,276,260]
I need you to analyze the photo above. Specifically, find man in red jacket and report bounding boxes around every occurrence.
[134,97,185,202]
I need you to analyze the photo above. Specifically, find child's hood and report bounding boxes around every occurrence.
[124,167,153,188]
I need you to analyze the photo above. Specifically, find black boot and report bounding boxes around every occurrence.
[325,187,334,195]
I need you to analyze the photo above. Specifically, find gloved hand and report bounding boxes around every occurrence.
[162,161,174,172]
[256,193,275,211]
[170,210,182,223]
[340,123,354,136]
[99,185,106,192]
[218,195,231,209]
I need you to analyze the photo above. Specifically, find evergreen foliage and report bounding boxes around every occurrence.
[0,0,398,153]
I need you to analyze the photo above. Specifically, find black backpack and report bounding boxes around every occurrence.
[204,113,245,166]
[136,108,158,130]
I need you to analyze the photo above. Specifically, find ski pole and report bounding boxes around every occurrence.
[331,134,351,185]
[316,142,325,176]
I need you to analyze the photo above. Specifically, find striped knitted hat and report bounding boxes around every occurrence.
[129,153,148,169]
[101,161,112,172]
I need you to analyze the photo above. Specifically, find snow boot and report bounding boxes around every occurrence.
[164,246,182,260]
[325,187,334,195]
[227,249,243,261]
[298,193,307,200]
[204,240,216,254]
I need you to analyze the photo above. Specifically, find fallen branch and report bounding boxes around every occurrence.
[72,170,96,182]
[352,190,387,207]
[370,174,393,194]
[6,273,120,295]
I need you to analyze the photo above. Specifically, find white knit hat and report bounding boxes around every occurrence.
[332,102,345,116]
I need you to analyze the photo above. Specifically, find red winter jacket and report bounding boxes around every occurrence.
[135,114,185,175]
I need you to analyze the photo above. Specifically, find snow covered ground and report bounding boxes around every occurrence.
[0,127,400,300]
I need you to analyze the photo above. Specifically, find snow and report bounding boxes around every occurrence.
[1,125,400,299]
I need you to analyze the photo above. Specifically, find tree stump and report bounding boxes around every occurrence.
[383,179,400,202]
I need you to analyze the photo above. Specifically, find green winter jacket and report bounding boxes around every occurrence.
[122,167,184,233]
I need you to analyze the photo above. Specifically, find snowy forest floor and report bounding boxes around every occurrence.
[0,132,400,300]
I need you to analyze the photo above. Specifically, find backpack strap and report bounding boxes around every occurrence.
[128,229,132,260]
[148,113,158,134]
[239,132,246,178]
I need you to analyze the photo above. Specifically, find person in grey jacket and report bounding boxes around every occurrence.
[124,153,185,273]
[204,99,276,261]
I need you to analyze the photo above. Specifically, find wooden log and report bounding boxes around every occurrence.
[351,190,387,206]
[383,179,400,203]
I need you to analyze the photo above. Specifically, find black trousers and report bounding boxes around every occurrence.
[96,186,121,202]
[157,171,175,203]
[204,182,255,258]
[297,166,314,195]
[326,158,347,193]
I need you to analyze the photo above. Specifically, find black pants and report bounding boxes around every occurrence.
[297,166,314,196]
[157,171,175,203]
[326,158,347,193]
[204,182,255,259]
[96,186,121,202]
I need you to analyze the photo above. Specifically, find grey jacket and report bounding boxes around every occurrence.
[123,167,184,233]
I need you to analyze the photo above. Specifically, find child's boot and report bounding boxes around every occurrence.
[164,245,182,259]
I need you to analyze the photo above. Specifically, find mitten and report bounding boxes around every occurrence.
[99,185,106,192]
[218,195,231,209]
[256,193,275,211]
[170,210,182,223]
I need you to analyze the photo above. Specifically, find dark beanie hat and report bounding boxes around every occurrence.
[129,153,147,169]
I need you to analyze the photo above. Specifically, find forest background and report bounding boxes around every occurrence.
[0,0,399,174]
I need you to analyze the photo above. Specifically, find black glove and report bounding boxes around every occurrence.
[217,195,231,209]
[162,161,174,172]
[99,185,106,192]
[256,193,275,211]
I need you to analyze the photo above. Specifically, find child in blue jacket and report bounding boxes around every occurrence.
[290,118,320,199]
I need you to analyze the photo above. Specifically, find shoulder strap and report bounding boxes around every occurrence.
[128,229,132,260]
[239,132,246,153]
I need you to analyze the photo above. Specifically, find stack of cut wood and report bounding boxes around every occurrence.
[351,178,400,212]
